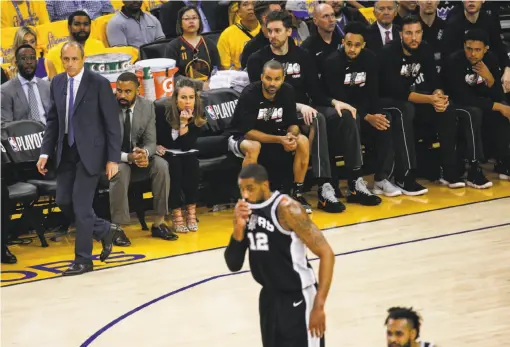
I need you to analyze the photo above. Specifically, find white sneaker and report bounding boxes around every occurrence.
[373,179,402,197]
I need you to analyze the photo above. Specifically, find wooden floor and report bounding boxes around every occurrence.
[1,177,510,346]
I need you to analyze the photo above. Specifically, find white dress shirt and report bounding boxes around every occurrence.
[18,74,46,124]
[120,102,136,163]
[65,67,84,134]
[377,22,394,45]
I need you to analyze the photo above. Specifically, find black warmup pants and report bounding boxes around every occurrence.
[481,107,510,161]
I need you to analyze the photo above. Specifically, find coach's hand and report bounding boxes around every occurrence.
[309,303,326,339]
[106,161,119,180]
[233,199,251,241]
[36,156,48,176]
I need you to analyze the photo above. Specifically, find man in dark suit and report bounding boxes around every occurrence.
[1,45,51,125]
[109,72,177,242]
[365,0,400,55]
[37,41,122,276]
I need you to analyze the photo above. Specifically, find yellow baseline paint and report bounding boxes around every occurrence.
[2,176,509,287]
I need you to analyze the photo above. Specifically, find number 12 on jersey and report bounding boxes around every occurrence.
[247,232,269,251]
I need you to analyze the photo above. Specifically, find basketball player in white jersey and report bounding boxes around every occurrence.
[385,307,436,347]
[224,163,335,347]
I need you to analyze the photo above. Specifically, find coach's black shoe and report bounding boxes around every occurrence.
[113,228,131,247]
[152,224,179,241]
[495,160,510,181]
[100,224,119,262]
[466,165,492,189]
[346,177,381,206]
[1,245,17,264]
[395,172,428,196]
[62,263,93,276]
[318,183,345,213]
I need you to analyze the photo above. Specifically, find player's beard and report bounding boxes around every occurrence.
[388,341,412,347]
[402,41,420,55]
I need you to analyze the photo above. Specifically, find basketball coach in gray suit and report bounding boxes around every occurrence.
[37,42,122,276]
[109,72,177,242]
[1,44,51,125]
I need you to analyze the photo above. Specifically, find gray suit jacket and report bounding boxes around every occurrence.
[120,95,157,157]
[1,76,51,124]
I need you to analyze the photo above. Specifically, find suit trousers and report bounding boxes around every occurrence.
[56,140,110,264]
[109,156,170,225]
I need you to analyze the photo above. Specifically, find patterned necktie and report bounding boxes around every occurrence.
[27,80,40,122]
[384,30,391,45]
[68,77,75,146]
[122,109,132,153]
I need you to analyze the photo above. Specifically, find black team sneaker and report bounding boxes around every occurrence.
[346,177,382,206]
[495,160,510,181]
[466,165,492,189]
[318,183,345,213]
[438,166,466,189]
[292,183,312,214]
[395,171,428,196]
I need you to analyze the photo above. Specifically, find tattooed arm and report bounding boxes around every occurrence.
[277,197,335,337]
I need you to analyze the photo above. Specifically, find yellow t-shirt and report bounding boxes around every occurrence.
[1,0,50,28]
[46,39,106,75]
[217,23,260,70]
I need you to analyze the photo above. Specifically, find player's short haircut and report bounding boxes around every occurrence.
[384,307,422,339]
[344,21,367,40]
[263,59,284,74]
[15,44,36,60]
[239,164,269,183]
[401,15,422,30]
[464,29,489,46]
[61,41,85,58]
[117,72,140,87]
[265,9,293,29]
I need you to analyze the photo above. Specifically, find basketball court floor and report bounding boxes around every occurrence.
[1,176,509,346]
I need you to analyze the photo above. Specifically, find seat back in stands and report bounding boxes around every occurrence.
[200,88,240,136]
[139,38,174,60]
[202,30,223,45]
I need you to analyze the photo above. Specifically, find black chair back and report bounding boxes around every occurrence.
[139,38,175,60]
[200,88,240,135]
[1,120,45,164]
[202,30,223,45]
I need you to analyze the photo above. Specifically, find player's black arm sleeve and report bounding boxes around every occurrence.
[224,236,248,272]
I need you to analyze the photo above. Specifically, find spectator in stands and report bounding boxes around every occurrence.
[365,0,399,55]
[240,1,283,69]
[155,79,206,233]
[10,26,48,79]
[160,1,230,39]
[322,22,402,197]
[46,10,105,79]
[419,0,445,73]
[302,3,343,74]
[1,0,50,27]
[288,8,310,46]
[166,5,220,90]
[443,0,510,93]
[107,1,165,49]
[319,0,368,37]
[442,29,510,183]
[110,73,176,242]
[229,60,313,212]
[378,15,460,193]
[45,1,114,22]
[385,307,435,347]
[1,179,16,264]
[248,10,379,209]
[393,0,418,28]
[1,45,50,125]
[217,0,260,70]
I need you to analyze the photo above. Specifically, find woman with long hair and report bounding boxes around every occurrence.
[166,5,220,90]
[155,79,207,233]
[10,26,48,79]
